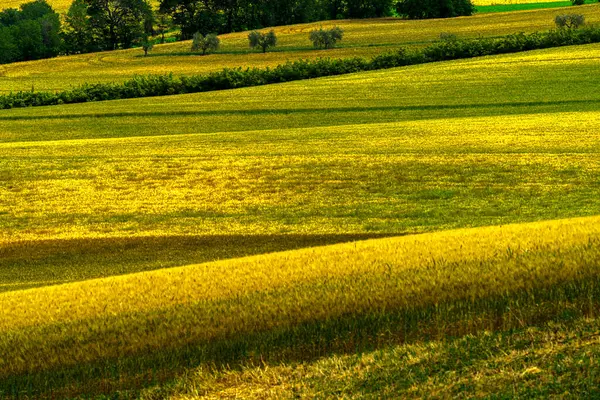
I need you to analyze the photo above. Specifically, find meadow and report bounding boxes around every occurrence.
[1,3,600,93]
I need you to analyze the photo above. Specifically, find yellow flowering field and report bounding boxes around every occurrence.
[1,3,599,93]
[1,20,600,397]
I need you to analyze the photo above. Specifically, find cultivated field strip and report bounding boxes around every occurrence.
[1,216,599,396]
[2,43,600,143]
[1,44,600,291]
[0,3,599,92]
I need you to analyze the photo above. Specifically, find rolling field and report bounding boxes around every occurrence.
[2,44,600,293]
[1,3,600,93]
[2,216,600,397]
[2,6,600,397]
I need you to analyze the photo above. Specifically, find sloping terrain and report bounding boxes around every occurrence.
[1,43,600,291]
[1,216,599,397]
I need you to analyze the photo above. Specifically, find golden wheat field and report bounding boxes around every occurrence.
[2,216,600,397]
[2,43,600,293]
[1,3,599,92]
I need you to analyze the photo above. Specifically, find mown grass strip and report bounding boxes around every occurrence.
[0,216,599,397]
[3,27,600,109]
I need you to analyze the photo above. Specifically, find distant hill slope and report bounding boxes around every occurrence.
[1,3,599,93]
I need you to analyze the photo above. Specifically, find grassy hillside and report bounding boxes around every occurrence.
[163,316,600,399]
[1,3,600,93]
[1,216,599,397]
[2,43,600,291]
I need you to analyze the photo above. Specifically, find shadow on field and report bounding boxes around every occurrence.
[2,99,599,122]
[4,275,599,399]
[0,233,394,292]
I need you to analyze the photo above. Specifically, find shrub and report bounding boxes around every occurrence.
[191,33,220,55]
[248,30,277,53]
[555,14,585,29]
[571,0,585,5]
[309,27,344,49]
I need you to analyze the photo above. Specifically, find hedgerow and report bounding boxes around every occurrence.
[2,26,600,109]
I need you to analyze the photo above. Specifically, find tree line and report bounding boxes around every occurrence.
[0,0,475,64]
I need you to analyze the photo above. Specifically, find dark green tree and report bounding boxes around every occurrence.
[85,0,153,50]
[0,0,61,62]
[0,26,18,64]
[396,0,474,19]
[346,0,393,18]
[62,0,96,54]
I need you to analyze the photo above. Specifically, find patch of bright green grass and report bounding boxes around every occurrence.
[477,0,597,13]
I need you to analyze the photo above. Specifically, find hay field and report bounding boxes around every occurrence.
[2,216,600,397]
[1,3,599,93]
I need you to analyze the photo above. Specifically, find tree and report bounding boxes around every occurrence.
[0,26,18,64]
[85,0,153,50]
[155,11,172,44]
[309,26,344,49]
[0,0,61,62]
[571,0,585,5]
[62,0,97,54]
[555,14,585,29]
[396,0,474,19]
[345,0,393,18]
[191,32,220,55]
[159,0,222,39]
[248,30,277,53]
[140,34,154,55]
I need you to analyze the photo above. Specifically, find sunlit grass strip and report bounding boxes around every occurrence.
[0,216,599,396]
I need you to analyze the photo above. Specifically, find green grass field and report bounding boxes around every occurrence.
[1,3,600,93]
[476,0,598,13]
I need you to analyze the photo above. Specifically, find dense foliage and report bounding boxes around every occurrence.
[0,0,61,63]
[309,26,344,49]
[396,0,475,19]
[158,0,395,39]
[2,26,600,109]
